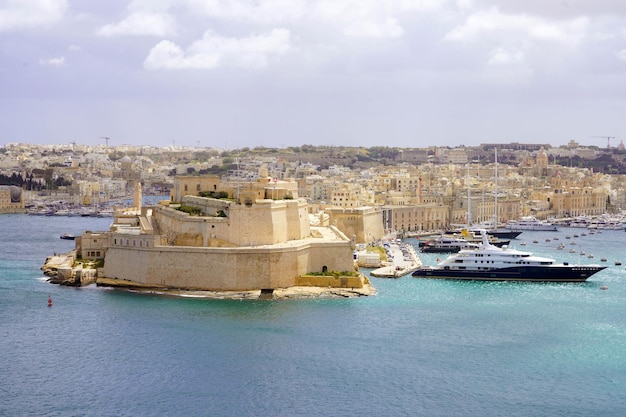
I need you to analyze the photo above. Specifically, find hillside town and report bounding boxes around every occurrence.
[3,140,626,233]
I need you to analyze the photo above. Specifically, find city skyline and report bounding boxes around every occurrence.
[2,1,626,149]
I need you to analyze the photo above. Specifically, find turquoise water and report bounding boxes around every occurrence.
[1,216,625,416]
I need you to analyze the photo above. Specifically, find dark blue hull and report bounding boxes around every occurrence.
[412,265,606,282]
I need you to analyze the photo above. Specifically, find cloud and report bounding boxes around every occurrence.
[344,17,404,38]
[445,8,589,45]
[143,28,292,70]
[312,0,444,38]
[97,12,176,37]
[616,49,626,61]
[0,0,68,32]
[107,0,444,40]
[39,56,65,66]
[487,47,524,65]
[184,0,307,23]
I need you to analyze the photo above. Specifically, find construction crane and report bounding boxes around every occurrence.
[591,136,615,148]
[100,136,110,147]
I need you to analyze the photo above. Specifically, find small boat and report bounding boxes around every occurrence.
[412,230,606,282]
[60,233,76,240]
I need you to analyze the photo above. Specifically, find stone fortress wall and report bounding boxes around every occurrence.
[95,196,359,291]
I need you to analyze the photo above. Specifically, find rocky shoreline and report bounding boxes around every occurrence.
[41,251,98,287]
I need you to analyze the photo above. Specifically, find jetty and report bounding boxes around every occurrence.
[370,240,422,278]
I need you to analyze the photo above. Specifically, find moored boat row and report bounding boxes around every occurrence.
[27,206,115,217]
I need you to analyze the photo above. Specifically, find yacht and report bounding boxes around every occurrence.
[412,230,606,282]
[505,216,558,231]
[588,216,624,230]
[420,237,480,253]
[567,216,592,228]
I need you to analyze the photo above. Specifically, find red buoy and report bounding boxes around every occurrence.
[48,295,52,307]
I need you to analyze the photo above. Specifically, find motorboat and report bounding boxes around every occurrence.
[589,218,624,230]
[505,216,558,231]
[412,230,606,282]
[568,216,592,228]
[420,237,480,253]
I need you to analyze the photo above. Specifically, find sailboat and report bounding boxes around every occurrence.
[447,156,520,241]
[471,148,522,239]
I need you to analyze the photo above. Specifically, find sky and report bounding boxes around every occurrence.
[2,0,626,150]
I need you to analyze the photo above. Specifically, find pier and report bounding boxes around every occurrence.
[370,240,422,278]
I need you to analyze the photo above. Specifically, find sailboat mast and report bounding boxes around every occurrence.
[467,163,471,228]
[494,148,498,228]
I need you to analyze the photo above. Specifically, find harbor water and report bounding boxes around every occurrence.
[1,215,625,416]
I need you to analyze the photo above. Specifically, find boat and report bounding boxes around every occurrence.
[60,233,76,240]
[591,219,624,230]
[458,223,522,240]
[568,216,592,228]
[412,230,606,282]
[443,228,510,243]
[420,236,480,253]
[470,149,523,240]
[505,216,558,231]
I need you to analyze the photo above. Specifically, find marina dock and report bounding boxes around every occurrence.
[370,240,422,278]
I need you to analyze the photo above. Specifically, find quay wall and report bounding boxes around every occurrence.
[101,239,355,291]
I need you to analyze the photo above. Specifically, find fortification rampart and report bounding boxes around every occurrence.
[155,198,311,247]
[101,237,356,291]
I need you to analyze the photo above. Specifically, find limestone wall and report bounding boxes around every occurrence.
[101,238,355,291]
[155,198,311,247]
[327,206,384,243]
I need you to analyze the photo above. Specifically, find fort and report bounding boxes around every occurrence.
[42,179,376,299]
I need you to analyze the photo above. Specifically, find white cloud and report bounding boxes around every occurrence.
[144,28,292,70]
[312,0,444,38]
[445,8,589,45]
[0,0,67,32]
[344,17,404,38]
[39,56,65,66]
[97,12,176,37]
[184,0,307,23]
[616,49,626,61]
[487,47,524,65]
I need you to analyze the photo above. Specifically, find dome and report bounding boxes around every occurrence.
[120,156,132,163]
[9,186,21,203]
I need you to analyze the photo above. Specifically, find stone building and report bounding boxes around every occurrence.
[75,177,370,293]
[0,186,25,213]
[326,206,384,243]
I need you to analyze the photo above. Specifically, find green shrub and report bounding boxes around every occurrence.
[176,204,203,215]
[305,270,360,278]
